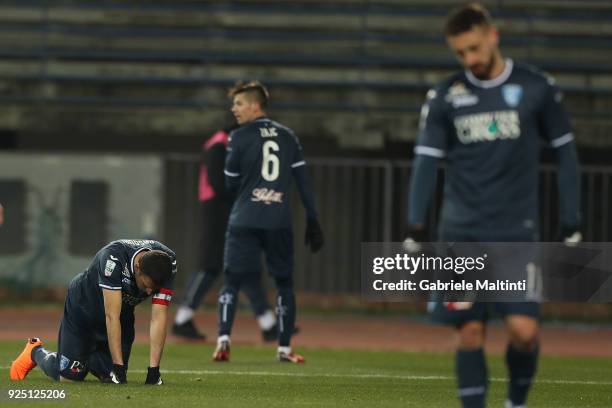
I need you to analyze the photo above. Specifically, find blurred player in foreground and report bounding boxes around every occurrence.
[172,124,278,342]
[10,239,177,385]
[213,81,324,363]
[405,3,581,407]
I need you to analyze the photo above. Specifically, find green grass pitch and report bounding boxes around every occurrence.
[1,340,611,407]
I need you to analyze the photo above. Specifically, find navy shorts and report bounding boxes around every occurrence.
[224,226,293,278]
[429,301,540,327]
[429,229,540,327]
[57,295,135,381]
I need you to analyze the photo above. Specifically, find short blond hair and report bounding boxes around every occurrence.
[228,80,269,108]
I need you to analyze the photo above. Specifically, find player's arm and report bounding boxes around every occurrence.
[555,141,581,242]
[291,137,324,252]
[102,288,127,383]
[539,77,582,241]
[148,302,168,380]
[224,132,241,193]
[146,251,175,385]
[406,154,439,240]
[97,244,128,383]
[102,289,123,366]
[405,88,448,243]
[293,165,317,220]
[146,295,172,385]
[208,143,230,198]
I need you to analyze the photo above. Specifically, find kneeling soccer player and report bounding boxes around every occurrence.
[10,239,177,385]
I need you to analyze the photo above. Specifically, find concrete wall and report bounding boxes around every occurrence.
[0,153,162,287]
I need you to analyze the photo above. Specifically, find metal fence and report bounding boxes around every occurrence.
[163,156,612,294]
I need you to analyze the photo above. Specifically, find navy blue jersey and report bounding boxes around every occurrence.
[225,117,309,229]
[67,239,177,328]
[414,59,574,237]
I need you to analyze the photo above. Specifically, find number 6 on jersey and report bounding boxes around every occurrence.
[262,140,280,181]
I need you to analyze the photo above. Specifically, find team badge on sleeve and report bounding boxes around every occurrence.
[104,260,116,277]
[502,84,523,107]
[59,355,70,371]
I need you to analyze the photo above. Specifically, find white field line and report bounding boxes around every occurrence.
[2,366,611,386]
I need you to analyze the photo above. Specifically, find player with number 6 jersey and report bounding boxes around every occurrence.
[225,115,311,229]
[214,81,324,364]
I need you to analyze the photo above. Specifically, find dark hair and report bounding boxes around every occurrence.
[444,3,493,37]
[228,80,269,108]
[139,250,172,288]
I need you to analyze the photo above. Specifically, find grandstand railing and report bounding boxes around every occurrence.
[164,156,612,293]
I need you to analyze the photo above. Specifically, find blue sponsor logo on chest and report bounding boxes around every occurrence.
[502,84,523,107]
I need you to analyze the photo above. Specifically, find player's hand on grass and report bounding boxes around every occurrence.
[110,364,127,384]
[305,218,324,252]
[145,366,163,385]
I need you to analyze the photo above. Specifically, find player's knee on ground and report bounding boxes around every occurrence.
[58,356,88,382]
[506,316,539,351]
[457,321,485,350]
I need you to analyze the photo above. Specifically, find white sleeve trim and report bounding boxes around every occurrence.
[414,146,445,158]
[550,132,574,148]
[224,169,240,177]
[291,160,306,168]
[99,284,122,290]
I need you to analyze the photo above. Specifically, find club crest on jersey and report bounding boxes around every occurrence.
[445,81,478,108]
[502,84,523,107]
[104,260,116,276]
[251,188,284,205]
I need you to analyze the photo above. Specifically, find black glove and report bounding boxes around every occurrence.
[305,218,324,253]
[110,364,127,384]
[145,366,163,385]
[559,225,582,244]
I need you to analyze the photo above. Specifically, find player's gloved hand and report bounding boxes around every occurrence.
[110,364,127,384]
[305,218,324,252]
[145,366,163,385]
[402,225,428,253]
[559,225,582,246]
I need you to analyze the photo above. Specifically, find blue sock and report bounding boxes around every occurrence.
[456,348,488,408]
[506,343,539,406]
[32,346,59,381]
[276,288,295,347]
